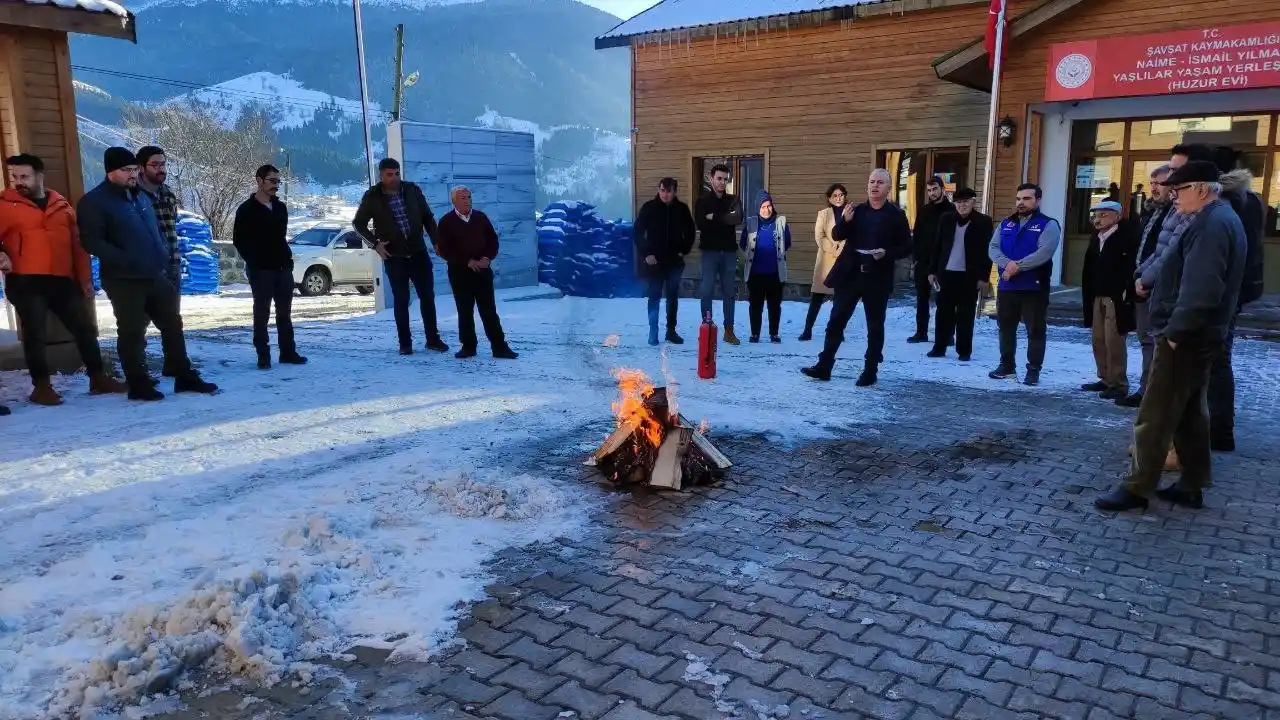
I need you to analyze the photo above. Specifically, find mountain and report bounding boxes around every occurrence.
[70,0,633,217]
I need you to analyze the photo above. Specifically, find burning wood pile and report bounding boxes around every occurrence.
[591,369,732,490]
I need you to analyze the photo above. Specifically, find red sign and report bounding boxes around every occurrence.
[1045,23,1280,101]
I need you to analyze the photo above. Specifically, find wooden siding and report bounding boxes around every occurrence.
[989,0,1280,288]
[0,28,82,201]
[631,5,1000,284]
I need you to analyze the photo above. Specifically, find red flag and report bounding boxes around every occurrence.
[985,0,1006,70]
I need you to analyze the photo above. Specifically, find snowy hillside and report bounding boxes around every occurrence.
[180,72,384,134]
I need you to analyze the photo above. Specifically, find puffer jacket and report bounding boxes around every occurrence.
[1219,169,1265,307]
[0,189,91,288]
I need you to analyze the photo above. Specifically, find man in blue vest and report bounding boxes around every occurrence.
[987,183,1061,386]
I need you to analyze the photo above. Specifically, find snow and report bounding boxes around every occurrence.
[178,72,384,133]
[24,0,129,17]
[2,291,1278,718]
[127,0,482,11]
[475,109,630,206]
[598,0,886,41]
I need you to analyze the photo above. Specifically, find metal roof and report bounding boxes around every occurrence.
[596,0,889,48]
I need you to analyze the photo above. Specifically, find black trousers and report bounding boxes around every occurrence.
[248,268,296,356]
[1125,338,1217,495]
[913,260,933,336]
[448,266,507,351]
[102,276,191,383]
[819,277,890,369]
[934,271,979,358]
[1207,315,1236,442]
[385,251,440,349]
[6,274,104,380]
[996,290,1048,371]
[803,293,830,334]
[747,273,783,338]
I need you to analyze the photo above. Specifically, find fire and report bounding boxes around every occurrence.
[612,368,664,449]
[697,419,711,435]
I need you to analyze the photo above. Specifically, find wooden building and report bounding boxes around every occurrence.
[0,0,136,370]
[599,0,1280,293]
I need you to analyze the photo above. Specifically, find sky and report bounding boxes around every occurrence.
[580,0,660,19]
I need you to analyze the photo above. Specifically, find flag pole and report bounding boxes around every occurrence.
[352,0,377,186]
[980,0,1008,216]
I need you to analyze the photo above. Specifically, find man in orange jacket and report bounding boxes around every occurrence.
[0,154,125,407]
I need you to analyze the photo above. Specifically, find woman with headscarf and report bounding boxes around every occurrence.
[739,189,791,343]
[801,183,847,340]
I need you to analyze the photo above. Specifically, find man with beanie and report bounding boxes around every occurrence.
[353,158,448,355]
[234,164,306,369]
[634,177,695,345]
[1096,160,1245,513]
[909,175,953,344]
[77,147,217,400]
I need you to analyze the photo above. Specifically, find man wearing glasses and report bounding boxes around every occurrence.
[234,165,307,369]
[1096,160,1246,513]
[135,146,182,297]
[78,147,217,400]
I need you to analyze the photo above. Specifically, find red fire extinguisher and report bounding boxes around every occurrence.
[698,312,718,379]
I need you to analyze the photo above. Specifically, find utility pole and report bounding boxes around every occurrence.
[392,23,405,121]
[352,0,377,186]
[280,148,292,203]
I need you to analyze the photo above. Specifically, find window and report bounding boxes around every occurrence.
[290,227,340,247]
[877,147,972,225]
[337,233,364,250]
[692,155,765,213]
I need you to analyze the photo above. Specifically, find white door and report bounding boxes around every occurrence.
[332,232,372,284]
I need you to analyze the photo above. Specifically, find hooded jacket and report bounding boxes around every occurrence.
[1219,169,1265,308]
[634,193,695,275]
[739,190,791,281]
[0,189,91,289]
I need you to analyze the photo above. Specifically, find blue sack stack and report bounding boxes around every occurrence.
[535,201,642,298]
[176,211,219,295]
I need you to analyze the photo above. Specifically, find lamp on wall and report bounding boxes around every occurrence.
[998,116,1017,148]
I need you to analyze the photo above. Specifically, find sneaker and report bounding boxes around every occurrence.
[1094,488,1149,512]
[1023,369,1041,386]
[456,347,478,359]
[798,331,813,342]
[665,329,684,345]
[926,348,946,358]
[1081,381,1109,392]
[770,336,781,344]
[279,353,308,365]
[89,375,127,395]
[907,333,929,344]
[426,337,449,353]
[723,327,741,345]
[1116,392,1143,408]
[1155,484,1204,509]
[988,366,1015,380]
[493,347,519,360]
[174,373,218,395]
[856,367,878,387]
[801,365,832,381]
[1100,387,1127,400]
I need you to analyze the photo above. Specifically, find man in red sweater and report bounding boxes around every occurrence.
[435,186,518,359]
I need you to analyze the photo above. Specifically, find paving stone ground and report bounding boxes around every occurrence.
[167,362,1280,720]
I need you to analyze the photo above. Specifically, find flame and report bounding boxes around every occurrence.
[612,368,664,449]
[697,419,711,435]
[660,346,679,418]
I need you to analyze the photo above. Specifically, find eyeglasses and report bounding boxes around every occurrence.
[146,161,166,169]
[1170,184,1197,195]
[264,177,281,185]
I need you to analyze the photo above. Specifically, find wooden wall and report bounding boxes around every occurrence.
[630,3,1003,286]
[0,27,83,201]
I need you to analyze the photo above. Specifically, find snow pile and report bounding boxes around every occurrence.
[422,473,561,521]
[26,0,128,17]
[537,201,643,298]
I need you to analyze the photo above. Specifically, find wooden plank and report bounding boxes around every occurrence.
[1,34,30,154]
[0,3,135,41]
[649,428,689,490]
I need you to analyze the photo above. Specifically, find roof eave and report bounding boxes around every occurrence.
[933,0,1091,90]
[0,3,137,42]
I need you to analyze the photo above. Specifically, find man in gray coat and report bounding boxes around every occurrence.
[1095,161,1246,513]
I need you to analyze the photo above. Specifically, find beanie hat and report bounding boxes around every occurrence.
[103,147,137,174]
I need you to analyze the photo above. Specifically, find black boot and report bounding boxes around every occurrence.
[926,348,946,358]
[907,333,928,344]
[279,351,308,365]
[0,403,11,416]
[174,372,218,395]
[128,378,165,402]
[1100,387,1127,400]
[426,336,449,353]
[856,365,878,387]
[1094,488,1149,512]
[455,347,478,359]
[1081,381,1109,392]
[801,364,832,381]
[665,328,684,345]
[1023,368,1041,386]
[1210,432,1235,452]
[1116,391,1143,408]
[257,350,271,370]
[1155,484,1204,509]
[493,346,519,360]
[799,331,813,341]
[399,345,414,356]
[989,365,1015,380]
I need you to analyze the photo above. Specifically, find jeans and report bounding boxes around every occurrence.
[996,290,1048,372]
[803,293,829,335]
[933,271,978,358]
[248,268,296,356]
[1134,300,1154,394]
[385,251,440,349]
[913,260,933,336]
[6,274,105,380]
[447,266,507,351]
[646,265,683,331]
[747,273,783,338]
[818,277,890,369]
[699,251,737,327]
[103,276,192,384]
[1125,338,1216,495]
[1208,313,1237,442]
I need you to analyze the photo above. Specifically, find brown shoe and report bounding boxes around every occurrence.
[1164,448,1181,473]
[723,326,741,345]
[90,374,128,395]
[29,380,64,406]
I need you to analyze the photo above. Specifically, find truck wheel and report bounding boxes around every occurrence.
[300,267,332,296]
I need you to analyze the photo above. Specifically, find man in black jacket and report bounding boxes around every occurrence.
[234,164,306,369]
[802,169,913,387]
[910,175,953,344]
[694,164,743,345]
[353,158,447,355]
[1079,200,1138,401]
[635,177,695,346]
[1119,164,1173,408]
[926,188,992,362]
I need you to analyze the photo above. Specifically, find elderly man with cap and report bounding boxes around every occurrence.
[77,147,217,401]
[1095,160,1246,513]
[1079,199,1138,400]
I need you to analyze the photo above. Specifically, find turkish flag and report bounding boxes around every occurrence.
[985,0,1006,69]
